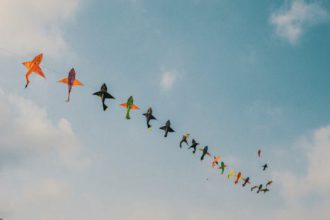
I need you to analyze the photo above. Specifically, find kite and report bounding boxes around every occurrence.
[234,172,241,184]
[211,156,220,168]
[22,53,45,88]
[262,163,268,171]
[260,188,269,194]
[188,139,199,154]
[227,169,235,180]
[120,96,139,119]
[142,107,156,128]
[257,184,263,193]
[266,180,273,187]
[179,133,190,148]
[218,161,227,175]
[58,68,83,102]
[199,146,211,161]
[251,185,258,192]
[242,177,250,187]
[159,120,175,137]
[93,83,115,111]
[258,149,261,157]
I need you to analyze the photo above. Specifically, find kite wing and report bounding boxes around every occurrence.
[105,93,115,99]
[22,61,32,69]
[58,78,69,84]
[93,91,102,96]
[150,115,156,120]
[168,127,175,132]
[131,104,139,110]
[34,65,45,78]
[120,103,128,108]
[160,126,166,130]
[73,79,83,86]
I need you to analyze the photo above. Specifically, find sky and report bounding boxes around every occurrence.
[0,0,330,219]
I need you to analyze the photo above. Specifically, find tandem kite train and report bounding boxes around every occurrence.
[19,53,273,194]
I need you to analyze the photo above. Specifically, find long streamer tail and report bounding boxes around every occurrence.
[103,103,108,111]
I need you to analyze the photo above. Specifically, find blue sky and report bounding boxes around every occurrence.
[0,0,330,219]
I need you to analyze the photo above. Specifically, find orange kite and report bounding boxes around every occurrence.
[22,53,45,88]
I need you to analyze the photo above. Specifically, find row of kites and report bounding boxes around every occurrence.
[22,53,273,194]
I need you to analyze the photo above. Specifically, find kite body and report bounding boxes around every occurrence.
[120,96,139,119]
[142,107,156,128]
[234,172,241,184]
[262,163,268,171]
[93,83,115,111]
[211,156,220,168]
[260,188,269,194]
[258,149,261,157]
[58,68,83,102]
[189,139,199,154]
[251,185,258,192]
[227,169,235,180]
[200,146,210,161]
[266,180,273,187]
[159,120,175,137]
[219,161,227,175]
[257,184,263,193]
[22,53,45,88]
[242,177,250,187]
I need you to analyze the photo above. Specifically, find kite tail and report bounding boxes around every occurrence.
[126,109,131,120]
[103,103,108,111]
[147,122,151,128]
[201,154,205,161]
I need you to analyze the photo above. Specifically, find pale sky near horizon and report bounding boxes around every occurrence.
[0,0,330,219]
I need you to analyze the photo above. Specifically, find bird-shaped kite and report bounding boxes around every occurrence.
[22,53,45,88]
[262,163,268,171]
[159,120,175,137]
[188,139,199,154]
[266,180,273,187]
[179,133,190,148]
[93,83,115,111]
[58,68,83,102]
[218,161,227,175]
[257,184,263,193]
[227,169,235,180]
[142,107,156,128]
[234,172,242,184]
[242,177,251,187]
[260,188,269,194]
[251,185,258,192]
[120,96,139,119]
[211,156,221,168]
[199,146,211,161]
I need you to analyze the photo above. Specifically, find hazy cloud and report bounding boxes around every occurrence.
[0,0,81,57]
[270,0,328,44]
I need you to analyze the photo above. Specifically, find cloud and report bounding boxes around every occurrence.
[276,125,330,199]
[0,88,87,169]
[270,0,328,44]
[0,0,81,57]
[160,70,177,90]
[271,124,330,220]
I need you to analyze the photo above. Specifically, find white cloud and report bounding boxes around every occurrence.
[276,125,330,200]
[270,0,328,44]
[0,88,87,169]
[160,70,177,90]
[0,0,81,57]
[271,124,330,220]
